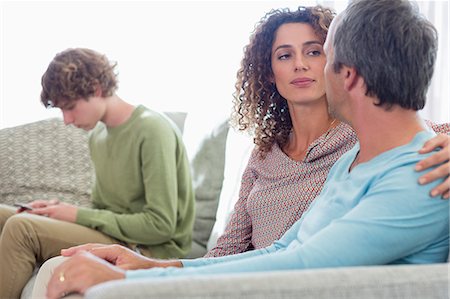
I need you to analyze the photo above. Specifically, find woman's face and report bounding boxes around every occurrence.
[271,22,327,106]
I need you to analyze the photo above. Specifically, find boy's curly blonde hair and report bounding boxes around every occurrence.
[41,48,118,108]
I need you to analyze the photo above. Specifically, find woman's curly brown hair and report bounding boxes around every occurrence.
[40,48,118,108]
[231,6,335,157]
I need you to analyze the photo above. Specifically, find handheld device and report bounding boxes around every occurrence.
[13,203,34,211]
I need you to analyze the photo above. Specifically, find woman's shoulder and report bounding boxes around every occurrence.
[306,122,357,161]
[326,122,357,146]
[246,142,289,169]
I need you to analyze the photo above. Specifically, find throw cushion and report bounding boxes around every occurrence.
[207,127,254,251]
[0,118,93,207]
[183,114,229,258]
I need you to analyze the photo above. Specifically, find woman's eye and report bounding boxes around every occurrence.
[278,53,290,60]
[307,50,322,56]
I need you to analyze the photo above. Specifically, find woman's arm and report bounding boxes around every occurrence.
[416,133,450,199]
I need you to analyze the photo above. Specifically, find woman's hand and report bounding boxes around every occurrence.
[416,134,450,199]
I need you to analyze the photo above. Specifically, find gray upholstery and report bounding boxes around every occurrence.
[85,264,450,299]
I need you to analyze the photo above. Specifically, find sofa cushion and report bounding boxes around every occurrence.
[0,118,93,207]
[182,114,229,258]
[207,127,254,251]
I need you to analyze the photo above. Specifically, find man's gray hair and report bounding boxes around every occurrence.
[332,0,437,110]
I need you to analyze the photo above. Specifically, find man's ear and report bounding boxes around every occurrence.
[343,66,359,92]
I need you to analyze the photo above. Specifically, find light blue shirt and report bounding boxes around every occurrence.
[127,130,449,279]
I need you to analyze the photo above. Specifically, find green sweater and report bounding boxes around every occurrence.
[76,105,195,258]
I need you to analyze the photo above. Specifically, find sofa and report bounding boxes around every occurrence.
[0,114,449,299]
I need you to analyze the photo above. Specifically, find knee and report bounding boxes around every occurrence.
[0,204,16,229]
[33,256,70,298]
[39,256,69,273]
[2,214,38,242]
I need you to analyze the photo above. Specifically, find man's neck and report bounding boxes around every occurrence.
[351,106,425,166]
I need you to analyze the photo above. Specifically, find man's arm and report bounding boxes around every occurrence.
[181,219,303,269]
[130,162,448,278]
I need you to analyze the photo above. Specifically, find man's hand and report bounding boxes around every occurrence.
[28,202,78,222]
[62,243,162,270]
[61,243,107,256]
[46,251,125,299]
[416,134,450,199]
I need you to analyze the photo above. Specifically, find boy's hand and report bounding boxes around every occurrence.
[29,202,78,222]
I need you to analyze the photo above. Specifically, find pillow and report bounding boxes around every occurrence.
[206,127,254,251]
[182,113,230,258]
[163,111,187,134]
[0,118,93,207]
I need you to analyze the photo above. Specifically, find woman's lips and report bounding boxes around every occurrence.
[291,78,314,87]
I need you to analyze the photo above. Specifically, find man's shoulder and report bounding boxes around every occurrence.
[358,131,442,200]
[328,131,439,193]
[382,130,437,167]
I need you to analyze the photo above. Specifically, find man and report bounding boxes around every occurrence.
[0,48,195,299]
[44,1,449,297]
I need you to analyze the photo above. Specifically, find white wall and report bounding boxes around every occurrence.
[1,1,448,129]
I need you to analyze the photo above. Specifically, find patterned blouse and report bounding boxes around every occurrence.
[205,121,450,257]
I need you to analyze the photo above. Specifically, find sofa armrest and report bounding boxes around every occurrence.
[85,264,449,299]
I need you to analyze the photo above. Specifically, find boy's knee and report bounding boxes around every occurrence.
[2,214,39,243]
[0,204,17,229]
